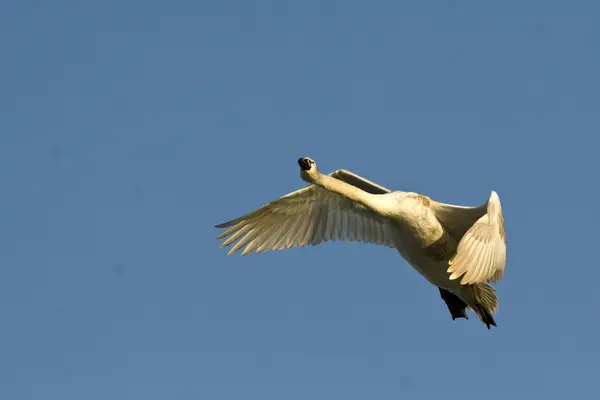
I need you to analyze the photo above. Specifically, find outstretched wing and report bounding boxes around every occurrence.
[215,170,395,255]
[433,191,506,285]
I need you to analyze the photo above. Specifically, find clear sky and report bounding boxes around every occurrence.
[1,1,599,399]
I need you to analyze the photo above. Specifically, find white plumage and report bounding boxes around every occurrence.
[216,158,506,329]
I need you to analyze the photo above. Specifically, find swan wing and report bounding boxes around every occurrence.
[215,172,394,256]
[431,198,488,240]
[438,191,506,284]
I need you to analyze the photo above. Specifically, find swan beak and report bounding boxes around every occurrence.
[298,158,311,171]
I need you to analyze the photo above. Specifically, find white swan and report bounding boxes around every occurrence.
[215,157,506,329]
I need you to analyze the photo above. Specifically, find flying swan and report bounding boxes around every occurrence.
[215,158,506,329]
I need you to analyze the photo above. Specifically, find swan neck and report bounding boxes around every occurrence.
[316,173,381,211]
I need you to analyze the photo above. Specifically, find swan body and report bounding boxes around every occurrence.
[215,158,506,329]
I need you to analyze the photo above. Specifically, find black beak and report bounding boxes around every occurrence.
[298,158,311,171]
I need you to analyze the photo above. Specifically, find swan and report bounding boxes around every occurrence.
[215,157,506,329]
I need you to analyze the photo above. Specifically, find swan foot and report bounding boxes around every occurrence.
[438,288,468,320]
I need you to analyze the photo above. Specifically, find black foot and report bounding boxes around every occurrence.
[439,287,469,320]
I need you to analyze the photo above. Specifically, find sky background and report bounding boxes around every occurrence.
[1,1,599,399]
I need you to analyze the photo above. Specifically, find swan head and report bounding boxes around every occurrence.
[298,157,318,183]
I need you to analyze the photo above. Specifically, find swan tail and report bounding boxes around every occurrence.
[470,283,498,329]
[438,288,468,320]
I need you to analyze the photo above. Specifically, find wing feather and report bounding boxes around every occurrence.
[215,171,395,255]
[444,191,507,285]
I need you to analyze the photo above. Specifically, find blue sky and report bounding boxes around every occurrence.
[1,1,599,399]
